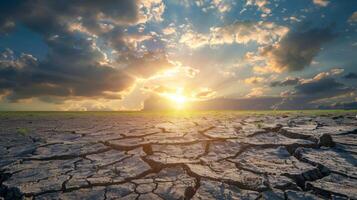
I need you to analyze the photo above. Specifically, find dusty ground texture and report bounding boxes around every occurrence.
[0,111,356,200]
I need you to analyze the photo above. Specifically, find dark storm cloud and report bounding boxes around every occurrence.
[318,102,357,110]
[0,0,171,102]
[125,52,172,78]
[0,48,133,101]
[344,72,357,79]
[0,1,21,34]
[0,19,15,35]
[275,74,355,109]
[294,78,347,95]
[0,0,143,53]
[0,46,171,102]
[270,77,300,87]
[273,70,356,109]
[0,0,139,35]
[262,26,336,72]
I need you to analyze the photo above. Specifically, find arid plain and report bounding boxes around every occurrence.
[0,111,356,200]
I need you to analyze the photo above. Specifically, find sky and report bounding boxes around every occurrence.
[0,0,357,111]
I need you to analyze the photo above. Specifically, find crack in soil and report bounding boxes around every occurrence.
[1,113,356,199]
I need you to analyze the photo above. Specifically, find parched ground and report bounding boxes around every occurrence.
[0,111,357,200]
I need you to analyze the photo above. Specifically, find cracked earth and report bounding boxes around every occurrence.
[0,112,357,200]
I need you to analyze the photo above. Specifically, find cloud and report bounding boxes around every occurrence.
[125,52,173,78]
[144,69,357,110]
[144,85,176,94]
[0,1,166,49]
[270,77,301,87]
[140,0,166,22]
[144,85,216,101]
[211,0,233,13]
[344,72,357,79]
[61,99,123,111]
[0,1,143,35]
[0,0,173,103]
[283,16,301,23]
[271,69,356,109]
[349,11,357,23]
[300,68,344,84]
[179,30,210,49]
[0,48,130,101]
[244,76,266,84]
[179,21,289,49]
[271,68,348,99]
[122,34,153,49]
[245,87,267,98]
[246,0,271,17]
[260,26,336,72]
[318,101,357,109]
[312,0,329,7]
[210,21,288,45]
[194,89,216,99]
[192,0,233,13]
[285,70,354,101]
[0,1,354,111]
[294,78,345,95]
[0,47,173,102]
[162,26,176,35]
[253,66,275,74]
[0,19,15,35]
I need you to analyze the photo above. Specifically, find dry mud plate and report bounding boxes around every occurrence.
[0,111,357,200]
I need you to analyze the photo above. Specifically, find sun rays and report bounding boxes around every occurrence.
[162,88,188,109]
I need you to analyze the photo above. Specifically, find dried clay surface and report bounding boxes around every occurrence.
[0,111,356,200]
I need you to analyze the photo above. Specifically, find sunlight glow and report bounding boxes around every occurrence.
[162,88,188,109]
[168,93,187,104]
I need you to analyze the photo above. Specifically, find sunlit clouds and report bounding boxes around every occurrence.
[312,0,329,7]
[0,0,357,110]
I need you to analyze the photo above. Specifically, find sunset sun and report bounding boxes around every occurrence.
[162,88,189,109]
[168,94,187,105]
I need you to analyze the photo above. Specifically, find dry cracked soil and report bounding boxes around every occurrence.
[0,111,357,200]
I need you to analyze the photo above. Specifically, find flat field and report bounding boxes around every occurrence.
[0,111,356,199]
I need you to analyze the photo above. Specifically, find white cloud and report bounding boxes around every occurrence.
[244,76,266,84]
[210,21,289,45]
[178,21,289,49]
[123,34,152,50]
[211,0,233,13]
[139,0,166,23]
[245,87,267,98]
[162,26,176,35]
[301,68,344,84]
[192,0,234,14]
[179,30,210,49]
[246,0,271,16]
[312,0,329,7]
[283,16,301,23]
